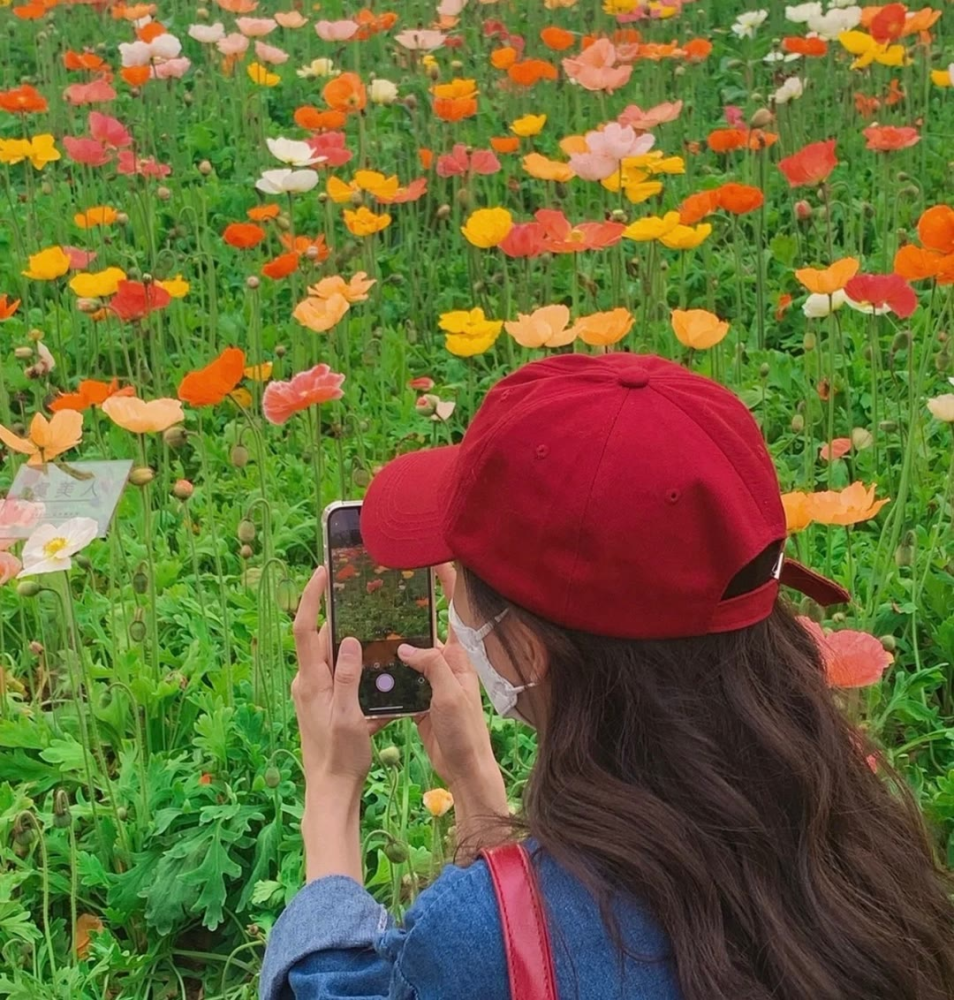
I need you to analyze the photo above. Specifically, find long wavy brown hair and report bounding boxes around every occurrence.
[462,565,954,1000]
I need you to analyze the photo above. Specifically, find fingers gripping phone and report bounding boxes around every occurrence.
[322,500,435,718]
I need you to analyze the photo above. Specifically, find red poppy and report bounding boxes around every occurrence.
[717,183,764,215]
[775,293,793,321]
[706,128,747,153]
[862,125,919,152]
[540,27,575,51]
[49,378,135,412]
[109,281,171,323]
[870,2,907,43]
[178,347,246,406]
[116,151,170,177]
[782,35,828,56]
[0,84,48,114]
[223,223,266,249]
[306,131,352,167]
[508,59,558,87]
[778,139,838,187]
[89,112,132,148]
[261,253,300,280]
[500,222,547,259]
[884,78,905,106]
[844,273,918,318]
[535,209,625,254]
[854,93,880,118]
[63,136,111,166]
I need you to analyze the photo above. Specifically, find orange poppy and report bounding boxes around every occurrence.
[137,21,167,43]
[854,93,881,118]
[884,78,905,106]
[112,2,155,19]
[279,234,331,262]
[637,42,680,61]
[795,257,860,295]
[775,293,793,321]
[0,84,48,114]
[354,8,397,40]
[64,50,108,72]
[121,66,151,87]
[508,60,559,87]
[682,38,712,61]
[901,7,942,36]
[433,97,478,122]
[706,128,747,153]
[261,252,300,280]
[540,26,575,51]
[490,46,518,70]
[863,125,920,151]
[717,182,764,214]
[0,294,20,320]
[13,4,50,20]
[778,139,837,187]
[490,136,521,154]
[678,189,720,225]
[747,129,779,150]
[178,347,246,406]
[893,244,948,281]
[782,36,828,56]
[49,378,135,413]
[294,106,347,131]
[223,222,266,249]
[323,72,367,114]
[247,204,280,222]
[918,205,954,254]
[418,147,434,170]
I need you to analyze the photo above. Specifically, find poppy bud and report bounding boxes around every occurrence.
[29,641,44,655]
[880,635,897,653]
[129,620,147,643]
[14,347,32,361]
[403,93,418,111]
[198,160,212,176]
[53,788,71,829]
[385,841,409,863]
[749,108,774,129]
[17,581,42,598]
[183,92,193,106]
[13,813,36,848]
[141,273,153,285]
[353,467,371,488]
[317,191,328,204]
[379,746,401,768]
[427,64,440,80]
[831,612,845,624]
[40,181,52,196]
[416,394,439,417]
[163,425,188,448]
[172,479,194,501]
[894,543,914,567]
[274,344,287,358]
[936,349,951,373]
[799,597,824,622]
[435,203,451,221]
[264,765,281,788]
[75,554,92,571]
[851,427,873,451]
[610,208,627,223]
[230,443,249,468]
[116,806,128,821]
[196,5,208,17]
[240,544,254,560]
[879,420,898,432]
[76,297,101,313]
[276,578,299,613]
[759,363,770,378]
[794,200,812,221]
[237,519,256,544]
[129,466,155,487]
[803,331,816,352]
[790,414,804,434]
[673,65,685,77]
[456,188,472,209]
[724,58,743,69]
[156,186,171,201]
[246,276,260,290]
[862,345,873,361]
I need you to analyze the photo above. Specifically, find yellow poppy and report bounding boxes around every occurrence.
[623,212,681,242]
[461,207,513,249]
[522,153,575,182]
[74,206,118,229]
[23,246,71,281]
[156,274,190,298]
[659,222,712,250]
[247,61,280,86]
[439,308,503,357]
[343,207,391,236]
[69,268,128,298]
[510,114,547,137]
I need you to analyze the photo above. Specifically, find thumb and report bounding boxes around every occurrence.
[334,637,364,706]
[398,643,458,701]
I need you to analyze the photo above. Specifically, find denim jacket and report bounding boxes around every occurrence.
[259,842,682,1000]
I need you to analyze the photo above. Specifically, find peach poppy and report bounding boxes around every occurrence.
[795,257,860,295]
[670,308,730,350]
[798,618,893,689]
[706,128,747,153]
[0,84,48,114]
[678,190,720,225]
[540,26,575,51]
[101,396,184,433]
[323,72,366,114]
[490,136,521,154]
[292,293,350,332]
[307,271,375,303]
[778,139,838,187]
[178,347,246,406]
[820,438,852,462]
[805,482,890,526]
[505,304,576,349]
[562,39,631,93]
[223,222,266,249]
[782,35,828,56]
[863,125,920,151]
[522,153,575,183]
[422,788,454,818]
[65,78,117,107]
[261,363,345,425]
[214,0,257,12]
[49,378,135,412]
[717,183,764,215]
[618,100,683,131]
[247,203,280,222]
[566,307,633,347]
[508,59,559,87]
[261,252,300,280]
[781,491,813,533]
[535,209,624,253]
[490,46,518,70]
[275,10,307,28]
[901,7,942,36]
[375,177,428,205]
[0,411,83,466]
[917,205,954,254]
[354,9,398,40]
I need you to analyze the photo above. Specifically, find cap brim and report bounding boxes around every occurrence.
[780,558,850,607]
[361,444,460,569]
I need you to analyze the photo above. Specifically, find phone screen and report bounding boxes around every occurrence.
[326,504,434,717]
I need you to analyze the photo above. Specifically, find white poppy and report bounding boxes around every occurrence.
[764,51,801,64]
[266,137,323,167]
[255,168,320,194]
[296,58,337,79]
[370,79,399,105]
[188,22,226,44]
[807,7,862,38]
[732,10,769,38]
[18,517,98,578]
[785,2,822,23]
[774,77,805,104]
[803,290,847,318]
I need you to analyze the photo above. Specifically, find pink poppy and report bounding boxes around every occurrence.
[618,99,683,131]
[798,618,894,689]
[724,105,745,128]
[499,221,547,259]
[375,177,428,205]
[366,578,384,594]
[306,131,352,167]
[152,58,192,80]
[217,33,250,56]
[236,16,277,36]
[819,438,852,462]
[116,151,172,178]
[89,111,132,148]
[0,498,44,549]
[262,363,345,425]
[562,38,632,93]
[844,273,917,318]
[408,376,435,391]
[254,40,288,64]
[535,208,626,253]
[394,28,446,50]
[315,19,358,41]
[62,246,98,269]
[0,552,20,585]
[568,124,655,181]
[436,144,501,178]
[65,77,117,106]
[275,10,307,28]
[189,22,226,43]
[63,136,111,167]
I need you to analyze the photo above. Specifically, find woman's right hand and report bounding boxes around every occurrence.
[397,564,509,828]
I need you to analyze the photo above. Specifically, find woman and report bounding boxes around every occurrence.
[260,353,954,1000]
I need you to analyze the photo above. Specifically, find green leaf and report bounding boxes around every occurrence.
[180,826,242,931]
[39,737,86,773]
[770,234,798,267]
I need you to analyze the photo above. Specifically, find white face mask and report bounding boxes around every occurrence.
[448,600,537,724]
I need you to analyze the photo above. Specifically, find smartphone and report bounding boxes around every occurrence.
[322,500,435,718]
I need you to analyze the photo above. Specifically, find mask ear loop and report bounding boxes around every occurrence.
[473,607,509,641]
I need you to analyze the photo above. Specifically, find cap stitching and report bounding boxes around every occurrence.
[557,389,630,625]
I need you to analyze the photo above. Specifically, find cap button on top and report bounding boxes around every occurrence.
[618,370,650,389]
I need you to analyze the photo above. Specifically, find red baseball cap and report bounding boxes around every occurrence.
[362,353,848,639]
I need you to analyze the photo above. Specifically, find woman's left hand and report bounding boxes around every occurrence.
[291,565,384,793]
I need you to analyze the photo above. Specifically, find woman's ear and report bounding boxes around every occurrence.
[509,616,549,686]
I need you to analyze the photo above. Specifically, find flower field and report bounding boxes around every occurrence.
[0,0,953,994]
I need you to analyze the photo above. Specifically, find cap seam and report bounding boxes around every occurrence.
[557,388,630,625]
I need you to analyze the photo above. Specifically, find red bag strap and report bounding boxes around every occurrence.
[480,842,559,1000]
